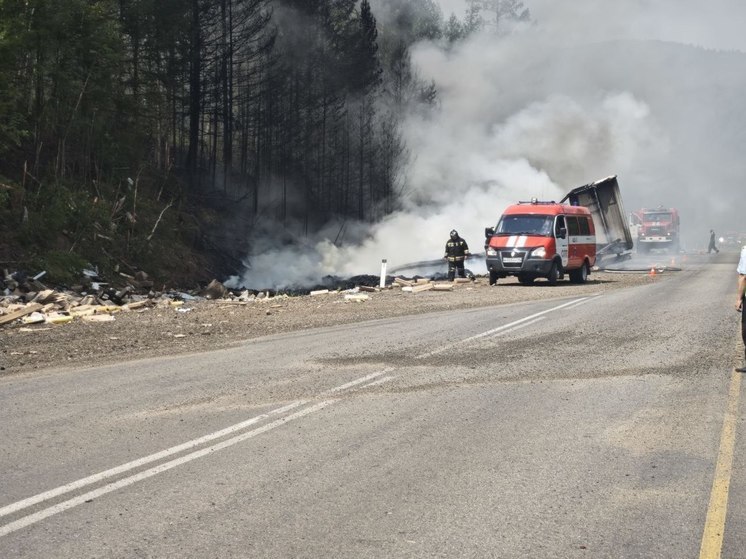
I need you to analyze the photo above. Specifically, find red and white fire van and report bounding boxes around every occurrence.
[484,199,597,285]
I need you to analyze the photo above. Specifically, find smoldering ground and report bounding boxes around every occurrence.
[229,0,746,290]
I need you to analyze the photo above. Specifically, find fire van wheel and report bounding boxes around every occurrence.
[489,270,499,285]
[569,263,588,284]
[547,262,560,286]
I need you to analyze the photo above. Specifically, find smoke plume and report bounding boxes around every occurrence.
[229,0,746,289]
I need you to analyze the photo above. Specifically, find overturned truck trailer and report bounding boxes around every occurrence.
[560,175,634,265]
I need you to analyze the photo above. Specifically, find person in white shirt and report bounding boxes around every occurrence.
[736,245,746,373]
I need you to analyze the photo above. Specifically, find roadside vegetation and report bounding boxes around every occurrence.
[0,0,528,288]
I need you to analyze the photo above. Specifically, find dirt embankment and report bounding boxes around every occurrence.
[1,272,656,376]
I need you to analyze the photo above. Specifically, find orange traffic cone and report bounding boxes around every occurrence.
[649,267,656,277]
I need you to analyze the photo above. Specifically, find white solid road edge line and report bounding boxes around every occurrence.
[0,400,335,538]
[562,294,602,310]
[0,295,602,534]
[0,400,306,520]
[462,296,595,342]
[1,366,397,521]
[324,369,392,394]
[417,296,594,359]
[361,376,395,388]
[419,316,546,359]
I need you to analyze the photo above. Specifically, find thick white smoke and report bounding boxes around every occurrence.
[229,0,746,289]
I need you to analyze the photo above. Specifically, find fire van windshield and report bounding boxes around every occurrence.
[495,215,554,237]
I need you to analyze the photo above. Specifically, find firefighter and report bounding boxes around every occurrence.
[445,229,470,281]
[708,229,720,254]
[736,244,746,373]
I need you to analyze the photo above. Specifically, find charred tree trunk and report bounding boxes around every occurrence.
[187,0,202,188]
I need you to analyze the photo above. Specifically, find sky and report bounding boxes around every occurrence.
[229,0,746,289]
[439,0,746,53]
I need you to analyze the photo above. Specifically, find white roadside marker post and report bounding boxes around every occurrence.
[379,259,387,289]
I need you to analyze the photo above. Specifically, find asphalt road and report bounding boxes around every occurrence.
[1,253,744,558]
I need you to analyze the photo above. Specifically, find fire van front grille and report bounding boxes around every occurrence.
[500,250,526,269]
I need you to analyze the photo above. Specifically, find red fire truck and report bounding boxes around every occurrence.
[631,206,680,253]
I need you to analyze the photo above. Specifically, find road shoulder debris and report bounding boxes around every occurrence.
[1,269,658,376]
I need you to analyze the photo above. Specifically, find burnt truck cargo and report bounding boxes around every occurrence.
[484,175,634,285]
[560,175,634,262]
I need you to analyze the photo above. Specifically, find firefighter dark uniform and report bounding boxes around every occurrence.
[445,230,470,281]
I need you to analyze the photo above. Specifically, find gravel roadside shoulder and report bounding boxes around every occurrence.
[1,272,657,376]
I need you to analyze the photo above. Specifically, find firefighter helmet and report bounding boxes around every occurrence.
[450,229,458,239]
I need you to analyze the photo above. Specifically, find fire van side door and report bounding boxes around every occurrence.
[554,215,569,268]
[566,216,581,269]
